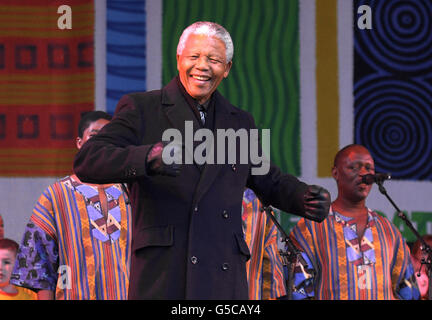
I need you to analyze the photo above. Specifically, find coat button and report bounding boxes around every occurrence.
[191,256,198,264]
[231,164,236,171]
[222,210,229,219]
[125,167,137,177]
[194,206,198,213]
[221,263,230,271]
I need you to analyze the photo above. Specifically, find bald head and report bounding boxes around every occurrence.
[333,144,372,168]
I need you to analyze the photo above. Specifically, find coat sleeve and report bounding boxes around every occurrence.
[74,94,153,184]
[244,111,309,216]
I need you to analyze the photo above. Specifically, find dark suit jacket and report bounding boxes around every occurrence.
[74,77,308,299]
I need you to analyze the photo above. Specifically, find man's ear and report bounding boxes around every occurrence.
[224,61,232,78]
[76,137,83,150]
[331,166,338,181]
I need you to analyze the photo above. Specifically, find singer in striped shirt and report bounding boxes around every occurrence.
[10,112,132,300]
[289,144,420,300]
[242,188,287,299]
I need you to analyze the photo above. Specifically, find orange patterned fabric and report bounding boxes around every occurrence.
[11,176,132,300]
[242,189,287,299]
[0,0,94,176]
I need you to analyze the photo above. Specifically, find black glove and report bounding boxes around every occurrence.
[294,184,331,222]
[146,141,182,177]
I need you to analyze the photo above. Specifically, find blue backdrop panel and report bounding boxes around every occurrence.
[106,0,147,114]
[354,0,432,180]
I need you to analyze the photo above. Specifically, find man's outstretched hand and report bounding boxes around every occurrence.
[296,184,331,222]
[146,141,182,177]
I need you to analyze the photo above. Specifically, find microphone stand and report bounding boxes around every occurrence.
[260,205,303,300]
[376,179,432,300]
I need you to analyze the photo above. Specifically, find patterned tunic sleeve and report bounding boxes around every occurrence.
[262,215,287,299]
[10,185,59,292]
[390,225,420,300]
[289,218,317,299]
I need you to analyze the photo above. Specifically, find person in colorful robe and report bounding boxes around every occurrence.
[289,144,420,300]
[242,188,286,299]
[10,111,132,300]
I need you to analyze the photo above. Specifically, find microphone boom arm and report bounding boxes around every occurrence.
[260,205,303,300]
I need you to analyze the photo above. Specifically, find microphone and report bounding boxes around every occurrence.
[361,173,391,185]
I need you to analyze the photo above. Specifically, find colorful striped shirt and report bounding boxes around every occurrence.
[242,189,287,299]
[11,176,132,300]
[289,206,420,300]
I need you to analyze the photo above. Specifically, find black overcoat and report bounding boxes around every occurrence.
[74,77,308,299]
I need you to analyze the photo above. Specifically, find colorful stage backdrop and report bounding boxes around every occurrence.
[0,0,431,244]
[0,0,94,176]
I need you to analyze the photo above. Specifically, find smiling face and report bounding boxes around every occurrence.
[177,33,232,105]
[332,145,375,204]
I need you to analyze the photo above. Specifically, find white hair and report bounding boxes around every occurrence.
[176,21,234,63]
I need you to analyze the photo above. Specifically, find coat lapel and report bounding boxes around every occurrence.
[192,91,239,205]
[161,78,201,134]
[161,79,241,205]
[161,78,203,167]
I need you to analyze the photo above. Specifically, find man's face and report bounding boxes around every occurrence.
[177,33,232,105]
[0,249,15,285]
[332,146,375,203]
[76,119,110,150]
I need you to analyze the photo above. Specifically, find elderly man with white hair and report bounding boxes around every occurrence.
[74,21,331,300]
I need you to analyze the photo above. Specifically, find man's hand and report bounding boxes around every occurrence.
[146,141,182,177]
[302,185,331,222]
[293,184,330,222]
